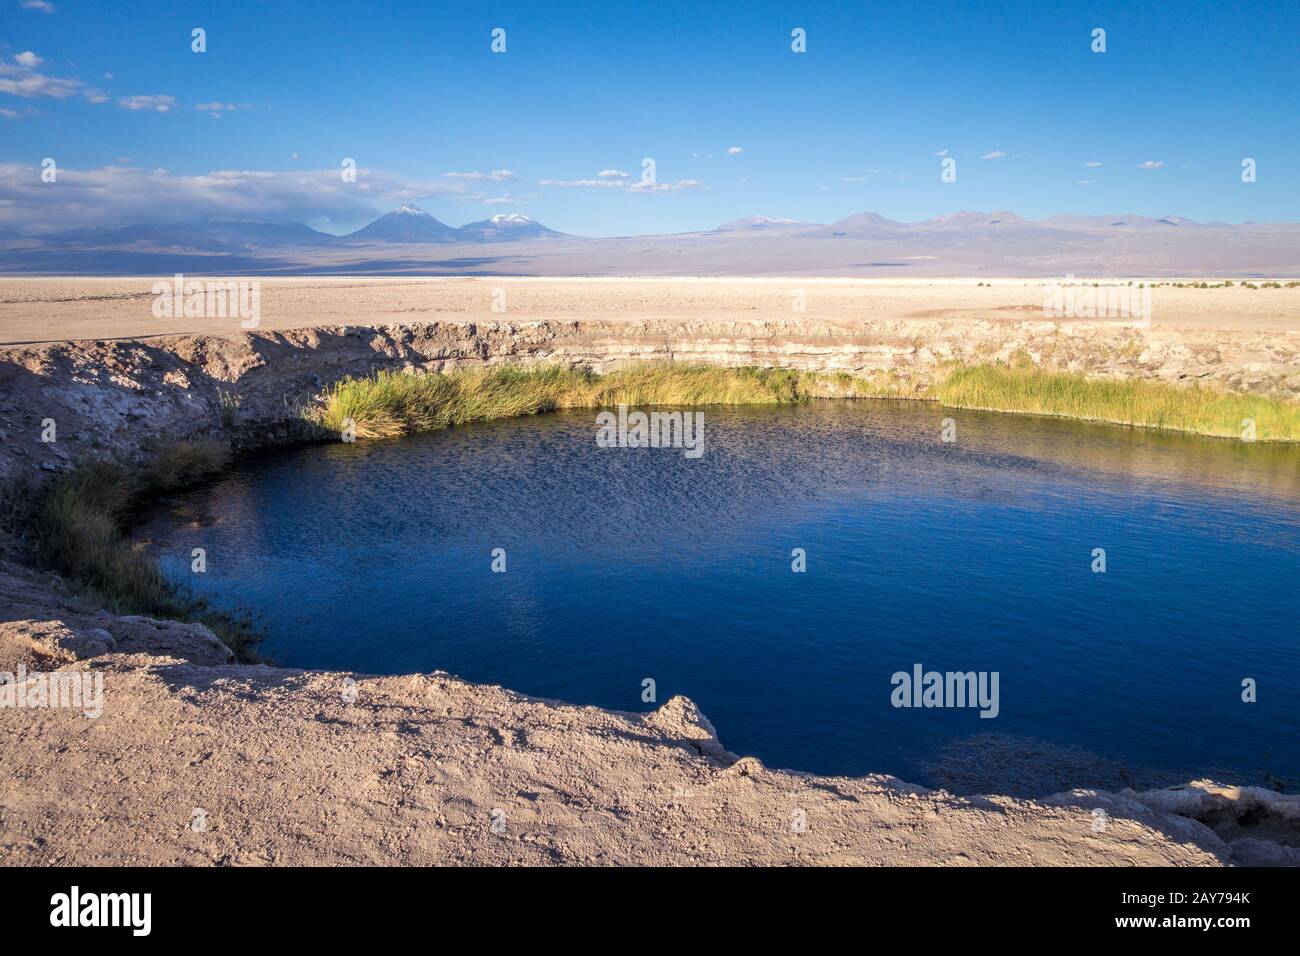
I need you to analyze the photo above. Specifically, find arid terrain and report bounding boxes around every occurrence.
[2,559,1296,866]
[2,278,1298,866]
[1,276,1299,345]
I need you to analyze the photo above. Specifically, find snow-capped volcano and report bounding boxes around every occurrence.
[344,204,462,243]
[713,215,808,231]
[341,207,565,243]
[458,213,565,241]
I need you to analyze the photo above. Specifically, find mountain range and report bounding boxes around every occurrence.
[2,205,1298,276]
[343,204,568,244]
[6,205,564,251]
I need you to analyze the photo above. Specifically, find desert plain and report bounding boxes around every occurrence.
[1,276,1299,344]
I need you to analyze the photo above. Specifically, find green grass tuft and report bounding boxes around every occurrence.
[144,439,231,491]
[34,444,260,659]
[935,364,1300,441]
[320,361,1300,443]
[319,363,912,439]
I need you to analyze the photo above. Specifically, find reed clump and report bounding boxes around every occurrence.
[934,364,1300,441]
[319,363,902,439]
[33,440,260,659]
[321,361,1300,443]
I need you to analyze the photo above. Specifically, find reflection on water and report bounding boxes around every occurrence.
[137,402,1300,788]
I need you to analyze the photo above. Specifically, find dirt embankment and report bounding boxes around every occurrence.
[2,317,1299,865]
[2,314,1297,486]
[2,560,1296,866]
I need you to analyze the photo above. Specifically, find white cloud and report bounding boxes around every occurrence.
[196,102,252,118]
[442,169,516,182]
[1084,161,1103,168]
[119,94,176,112]
[1077,180,1095,185]
[597,169,629,179]
[627,178,703,193]
[0,61,87,99]
[0,162,468,233]
[934,149,949,157]
[980,150,1007,160]
[540,174,703,193]
[0,107,25,119]
[727,146,743,155]
[481,192,536,206]
[539,178,624,188]
[1137,160,1164,169]
[14,51,43,68]
[21,0,56,12]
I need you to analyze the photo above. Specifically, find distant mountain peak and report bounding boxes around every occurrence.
[29,218,334,253]
[924,210,1026,227]
[926,210,987,225]
[827,211,902,231]
[458,213,563,241]
[345,205,460,243]
[714,215,807,231]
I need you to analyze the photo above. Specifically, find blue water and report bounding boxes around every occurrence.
[137,403,1300,791]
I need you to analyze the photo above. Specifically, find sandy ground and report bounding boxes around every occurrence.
[1,276,1298,344]
[2,286,1298,865]
[5,562,1289,866]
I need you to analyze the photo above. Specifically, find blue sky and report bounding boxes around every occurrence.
[2,0,1297,235]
